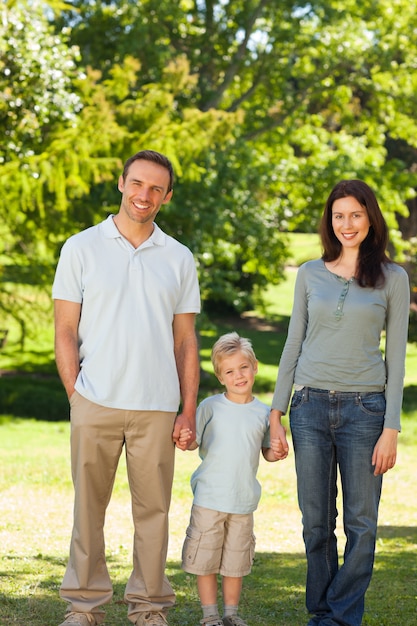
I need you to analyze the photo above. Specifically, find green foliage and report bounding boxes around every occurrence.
[404,237,417,343]
[0,376,68,421]
[1,0,417,340]
[0,1,94,336]
[53,0,417,259]
[0,0,81,160]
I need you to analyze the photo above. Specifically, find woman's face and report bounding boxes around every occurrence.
[331,196,371,251]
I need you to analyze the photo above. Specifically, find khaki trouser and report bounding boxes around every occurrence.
[60,392,177,623]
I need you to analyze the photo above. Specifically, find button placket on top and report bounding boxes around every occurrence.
[333,277,354,320]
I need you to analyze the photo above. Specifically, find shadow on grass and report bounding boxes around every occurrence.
[1,530,416,626]
[377,524,417,543]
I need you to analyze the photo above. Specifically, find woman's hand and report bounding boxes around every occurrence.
[372,427,399,475]
[270,409,290,460]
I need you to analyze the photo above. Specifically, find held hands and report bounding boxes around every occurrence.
[270,434,289,460]
[172,412,197,451]
[176,427,198,451]
[175,427,194,451]
[269,409,290,461]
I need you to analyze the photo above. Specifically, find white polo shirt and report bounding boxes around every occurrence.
[52,215,200,411]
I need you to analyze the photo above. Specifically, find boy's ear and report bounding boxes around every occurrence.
[254,359,259,374]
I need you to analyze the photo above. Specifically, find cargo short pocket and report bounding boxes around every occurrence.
[181,525,202,567]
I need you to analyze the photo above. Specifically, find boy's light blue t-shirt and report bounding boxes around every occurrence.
[191,393,271,514]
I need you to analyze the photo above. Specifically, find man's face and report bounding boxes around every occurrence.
[118,159,172,225]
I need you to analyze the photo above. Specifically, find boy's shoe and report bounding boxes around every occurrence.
[135,612,168,626]
[200,616,224,626]
[58,613,100,626]
[222,616,248,626]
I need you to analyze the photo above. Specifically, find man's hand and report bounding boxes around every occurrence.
[172,412,196,450]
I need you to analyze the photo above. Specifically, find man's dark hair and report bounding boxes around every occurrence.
[122,150,174,192]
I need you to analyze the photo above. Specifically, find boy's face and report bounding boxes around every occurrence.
[216,350,258,403]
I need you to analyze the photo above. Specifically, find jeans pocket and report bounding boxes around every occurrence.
[290,389,306,411]
[358,392,386,416]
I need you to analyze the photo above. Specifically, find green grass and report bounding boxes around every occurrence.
[285,232,321,266]
[0,416,416,625]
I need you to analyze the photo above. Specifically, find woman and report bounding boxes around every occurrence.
[270,180,410,626]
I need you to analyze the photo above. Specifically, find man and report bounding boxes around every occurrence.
[52,150,200,626]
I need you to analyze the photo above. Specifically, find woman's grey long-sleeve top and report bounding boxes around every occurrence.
[271,259,410,430]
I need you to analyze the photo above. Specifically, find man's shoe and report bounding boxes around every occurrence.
[200,616,223,626]
[58,613,99,626]
[222,617,248,626]
[135,612,168,626]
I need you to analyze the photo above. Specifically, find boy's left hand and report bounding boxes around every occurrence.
[270,437,289,460]
[270,411,289,460]
[270,421,289,460]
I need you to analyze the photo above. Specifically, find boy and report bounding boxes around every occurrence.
[179,332,288,626]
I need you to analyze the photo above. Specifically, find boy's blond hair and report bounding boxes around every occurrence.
[211,331,257,377]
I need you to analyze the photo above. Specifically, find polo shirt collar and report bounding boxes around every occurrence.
[102,215,166,246]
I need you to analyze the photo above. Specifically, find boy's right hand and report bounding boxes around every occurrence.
[176,427,196,451]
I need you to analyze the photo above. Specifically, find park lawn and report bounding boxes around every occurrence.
[0,416,416,626]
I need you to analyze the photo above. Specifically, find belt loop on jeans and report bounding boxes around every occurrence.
[304,387,309,401]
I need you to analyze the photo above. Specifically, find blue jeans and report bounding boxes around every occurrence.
[290,387,385,626]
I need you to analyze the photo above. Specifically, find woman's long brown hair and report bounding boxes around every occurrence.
[319,179,390,288]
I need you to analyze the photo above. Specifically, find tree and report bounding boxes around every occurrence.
[55,0,417,304]
[2,0,417,342]
[0,0,85,343]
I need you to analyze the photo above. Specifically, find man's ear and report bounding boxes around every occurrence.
[162,189,173,204]
[117,175,124,193]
